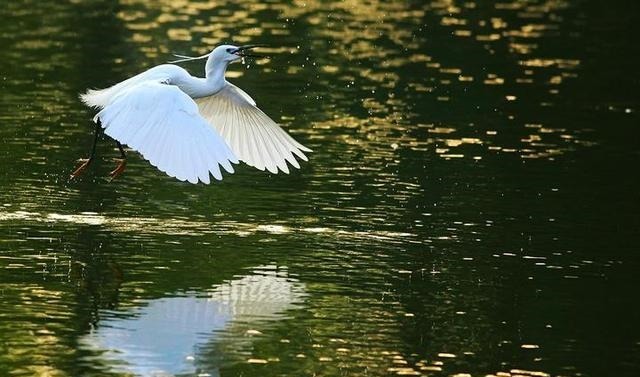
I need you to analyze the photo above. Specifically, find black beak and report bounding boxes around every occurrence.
[234,44,269,58]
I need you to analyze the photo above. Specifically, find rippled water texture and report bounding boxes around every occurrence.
[1,0,639,376]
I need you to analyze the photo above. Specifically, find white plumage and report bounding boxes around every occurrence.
[79,44,311,184]
[196,84,311,174]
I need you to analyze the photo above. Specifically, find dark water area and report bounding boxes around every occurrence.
[0,1,639,376]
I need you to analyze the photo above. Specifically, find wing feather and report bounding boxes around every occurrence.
[259,121,293,173]
[248,110,282,173]
[95,81,237,184]
[194,137,212,184]
[195,83,311,174]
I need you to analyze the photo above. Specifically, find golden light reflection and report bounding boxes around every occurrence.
[103,0,590,161]
[0,284,73,377]
[309,109,590,160]
[0,210,417,242]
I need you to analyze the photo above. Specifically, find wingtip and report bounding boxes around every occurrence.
[221,161,235,174]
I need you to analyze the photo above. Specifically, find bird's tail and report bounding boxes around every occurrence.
[79,88,113,109]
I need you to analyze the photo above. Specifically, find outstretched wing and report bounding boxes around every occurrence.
[96,81,238,184]
[195,84,311,174]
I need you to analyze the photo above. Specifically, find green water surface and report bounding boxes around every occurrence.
[0,1,639,376]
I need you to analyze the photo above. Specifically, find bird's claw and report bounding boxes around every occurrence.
[108,158,127,182]
[70,158,92,179]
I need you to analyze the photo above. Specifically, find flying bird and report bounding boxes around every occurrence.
[72,44,311,184]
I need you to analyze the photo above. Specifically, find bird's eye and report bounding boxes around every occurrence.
[226,48,233,53]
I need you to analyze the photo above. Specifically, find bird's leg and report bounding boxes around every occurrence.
[108,141,127,182]
[70,120,102,179]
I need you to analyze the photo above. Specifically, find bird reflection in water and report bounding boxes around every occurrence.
[80,266,306,376]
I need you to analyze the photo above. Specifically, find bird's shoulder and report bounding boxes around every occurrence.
[216,81,257,107]
[138,64,191,84]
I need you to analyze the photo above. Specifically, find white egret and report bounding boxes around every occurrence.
[72,44,311,184]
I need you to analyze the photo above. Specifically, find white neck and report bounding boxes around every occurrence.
[205,56,230,93]
[174,57,229,98]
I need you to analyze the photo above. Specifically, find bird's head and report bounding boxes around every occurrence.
[212,44,265,63]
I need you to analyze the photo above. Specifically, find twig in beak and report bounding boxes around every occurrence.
[235,44,270,58]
